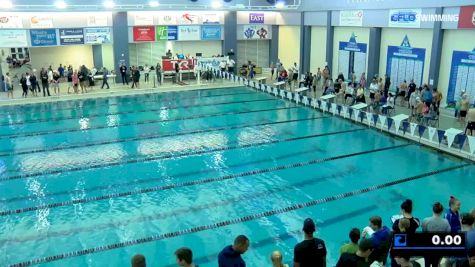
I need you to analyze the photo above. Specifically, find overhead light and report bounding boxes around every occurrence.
[211,1,222,9]
[275,1,286,8]
[55,1,67,9]
[149,1,159,7]
[0,0,13,9]
[103,0,115,8]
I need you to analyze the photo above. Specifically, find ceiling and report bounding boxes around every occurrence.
[1,0,302,11]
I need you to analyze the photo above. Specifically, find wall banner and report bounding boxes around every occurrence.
[339,10,364,27]
[338,33,367,82]
[178,25,201,41]
[201,25,221,40]
[0,15,23,28]
[158,14,177,25]
[458,5,475,29]
[30,16,54,28]
[0,30,28,47]
[388,9,422,28]
[84,28,112,44]
[249,13,265,24]
[87,15,108,27]
[243,25,269,39]
[156,26,178,41]
[59,28,84,45]
[133,26,155,42]
[447,49,475,104]
[134,14,154,26]
[386,35,426,91]
[30,29,57,47]
[178,13,200,25]
[202,13,221,24]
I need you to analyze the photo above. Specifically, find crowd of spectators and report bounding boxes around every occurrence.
[129,197,474,267]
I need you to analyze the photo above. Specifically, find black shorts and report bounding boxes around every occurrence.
[398,91,406,97]
[460,110,467,117]
[370,92,375,99]
[293,73,298,80]
[467,122,475,130]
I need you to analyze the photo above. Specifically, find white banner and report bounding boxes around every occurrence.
[178,25,201,41]
[30,16,53,28]
[339,10,364,27]
[342,106,348,117]
[321,100,327,111]
[379,115,387,129]
[388,9,422,28]
[410,123,418,136]
[468,136,475,155]
[202,13,222,24]
[366,112,373,126]
[134,14,154,26]
[85,28,112,44]
[243,25,270,40]
[0,15,23,28]
[158,14,177,25]
[428,127,437,142]
[354,109,360,121]
[178,13,200,25]
[446,132,457,148]
[87,15,108,27]
[0,30,28,47]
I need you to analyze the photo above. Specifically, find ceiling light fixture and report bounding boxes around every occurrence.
[0,0,13,9]
[55,1,67,9]
[103,0,115,9]
[211,1,222,9]
[275,2,286,8]
[149,1,159,7]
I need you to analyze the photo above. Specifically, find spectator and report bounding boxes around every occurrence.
[72,70,79,94]
[432,88,443,114]
[67,65,73,83]
[378,77,384,92]
[384,75,391,97]
[359,72,366,89]
[219,60,227,72]
[422,202,451,267]
[218,235,249,267]
[422,202,451,233]
[394,255,421,267]
[393,199,420,234]
[337,72,345,82]
[270,251,289,267]
[446,196,462,233]
[340,228,361,255]
[407,79,417,107]
[144,64,150,83]
[156,62,162,85]
[397,80,408,105]
[369,79,378,103]
[368,216,391,265]
[227,58,235,74]
[291,62,299,88]
[58,64,65,77]
[40,68,51,97]
[355,85,365,103]
[131,67,140,89]
[382,93,395,115]
[131,254,146,267]
[460,94,470,123]
[30,72,40,95]
[78,65,89,93]
[20,74,28,98]
[5,73,13,99]
[422,85,433,108]
[467,248,475,267]
[101,67,110,89]
[462,213,474,232]
[336,239,374,267]
[175,247,198,267]
[293,218,326,267]
[52,71,60,95]
[465,107,475,136]
[120,63,128,85]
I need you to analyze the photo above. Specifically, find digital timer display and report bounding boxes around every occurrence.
[392,233,466,256]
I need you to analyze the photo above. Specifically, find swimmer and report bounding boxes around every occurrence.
[271,251,289,267]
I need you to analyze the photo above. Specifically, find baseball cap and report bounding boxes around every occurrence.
[303,218,316,234]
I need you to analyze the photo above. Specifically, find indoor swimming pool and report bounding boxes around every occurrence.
[0,86,473,266]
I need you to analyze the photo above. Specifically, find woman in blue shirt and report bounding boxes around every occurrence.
[445,196,462,233]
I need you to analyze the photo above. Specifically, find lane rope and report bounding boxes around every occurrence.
[0,143,412,216]
[5,163,470,267]
[0,105,298,140]
[0,96,275,127]
[0,114,321,158]
[1,128,366,203]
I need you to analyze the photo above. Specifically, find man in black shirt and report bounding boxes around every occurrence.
[40,68,50,97]
[293,218,327,267]
[336,238,373,267]
[120,63,128,85]
[407,79,417,107]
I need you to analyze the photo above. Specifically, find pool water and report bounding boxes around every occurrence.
[0,86,473,267]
